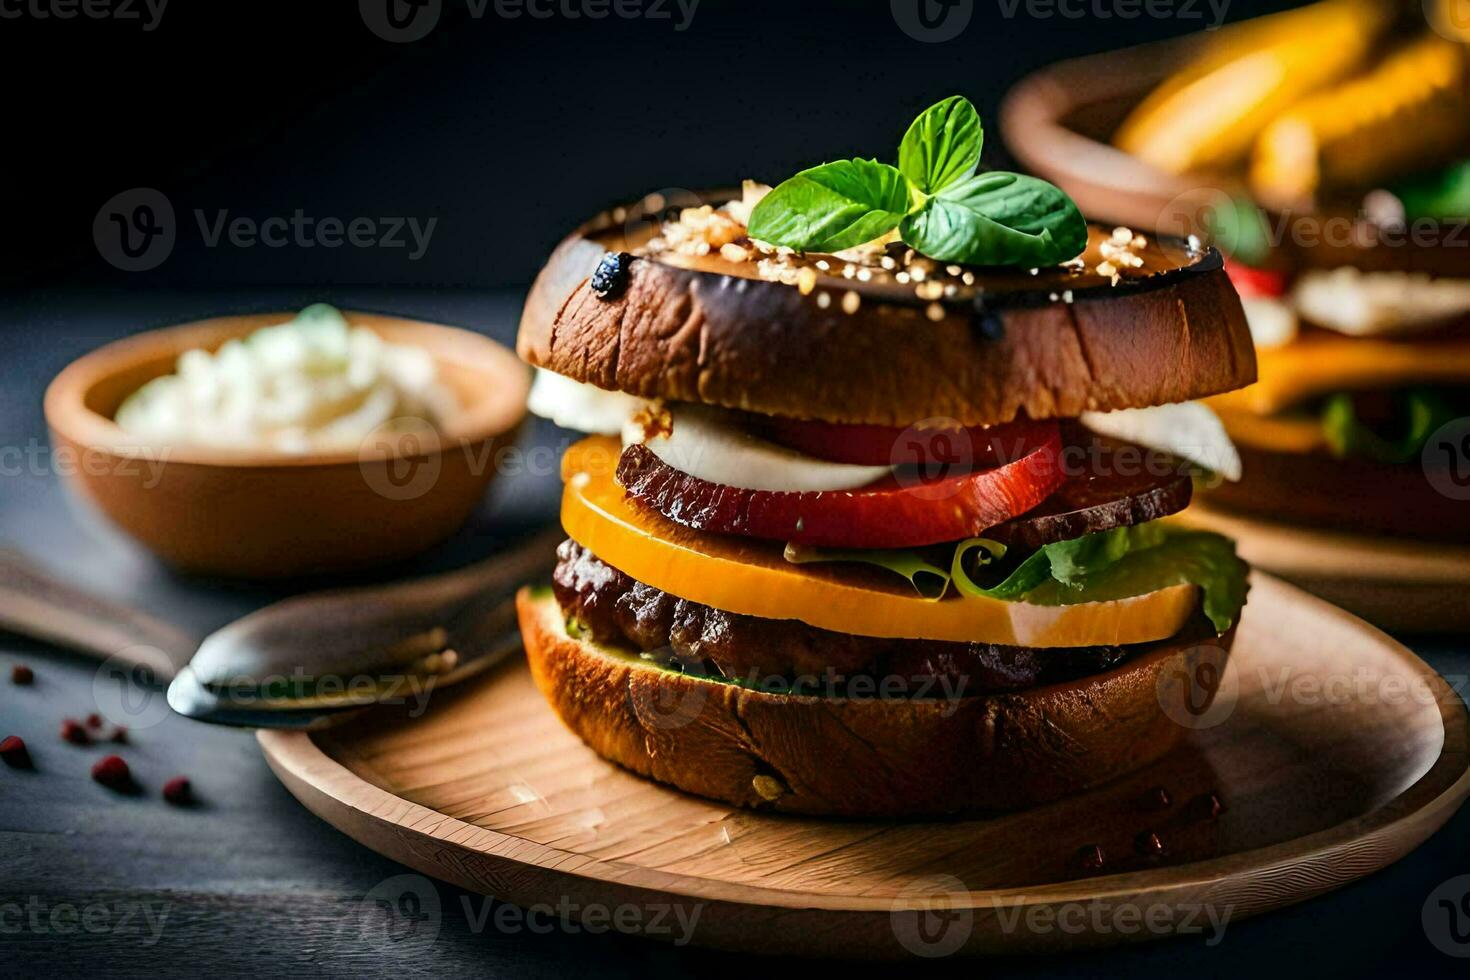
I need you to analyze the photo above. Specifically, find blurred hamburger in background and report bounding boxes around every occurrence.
[1007,0,1470,550]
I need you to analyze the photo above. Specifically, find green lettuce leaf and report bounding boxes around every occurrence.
[783,542,951,600]
[786,523,1247,633]
[953,525,1246,632]
[951,536,1041,598]
[1028,530,1247,632]
[1390,160,1470,221]
[1321,388,1456,464]
[953,524,1163,598]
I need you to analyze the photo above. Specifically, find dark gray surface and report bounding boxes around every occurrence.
[2,288,1469,978]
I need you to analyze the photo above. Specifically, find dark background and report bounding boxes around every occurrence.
[4,2,1469,979]
[5,0,1302,290]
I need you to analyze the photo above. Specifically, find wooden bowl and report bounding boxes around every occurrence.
[44,312,530,579]
[1003,38,1470,277]
[1000,37,1211,234]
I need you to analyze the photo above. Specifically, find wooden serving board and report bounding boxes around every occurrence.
[1173,505,1470,633]
[259,575,1470,958]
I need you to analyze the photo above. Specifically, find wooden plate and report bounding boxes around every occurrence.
[259,574,1470,957]
[1172,505,1470,633]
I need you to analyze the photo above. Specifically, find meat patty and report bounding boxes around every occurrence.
[552,540,1138,697]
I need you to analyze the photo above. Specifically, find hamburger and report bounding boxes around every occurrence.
[514,97,1257,817]
[1202,230,1470,543]
[1103,0,1470,542]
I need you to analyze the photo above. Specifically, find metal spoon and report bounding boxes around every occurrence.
[1,530,560,730]
[166,528,561,728]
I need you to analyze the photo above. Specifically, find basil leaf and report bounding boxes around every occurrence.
[901,172,1088,266]
[747,159,914,253]
[898,95,983,194]
[784,542,950,600]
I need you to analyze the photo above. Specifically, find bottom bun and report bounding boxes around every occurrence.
[1200,443,1470,543]
[517,588,1235,817]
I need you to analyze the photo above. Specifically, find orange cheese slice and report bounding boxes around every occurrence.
[1206,401,1328,454]
[559,437,1200,648]
[1215,334,1470,418]
[1207,333,1470,454]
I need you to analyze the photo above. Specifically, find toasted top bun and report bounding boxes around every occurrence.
[518,191,1256,427]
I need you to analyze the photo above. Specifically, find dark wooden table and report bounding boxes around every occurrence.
[3,288,1468,978]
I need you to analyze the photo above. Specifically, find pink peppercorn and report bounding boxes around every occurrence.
[162,776,192,805]
[60,719,90,745]
[91,754,133,792]
[0,735,32,769]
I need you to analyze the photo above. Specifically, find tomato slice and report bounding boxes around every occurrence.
[1224,260,1287,298]
[616,420,1065,549]
[761,415,1054,468]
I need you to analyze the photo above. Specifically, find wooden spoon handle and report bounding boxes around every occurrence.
[0,550,194,680]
